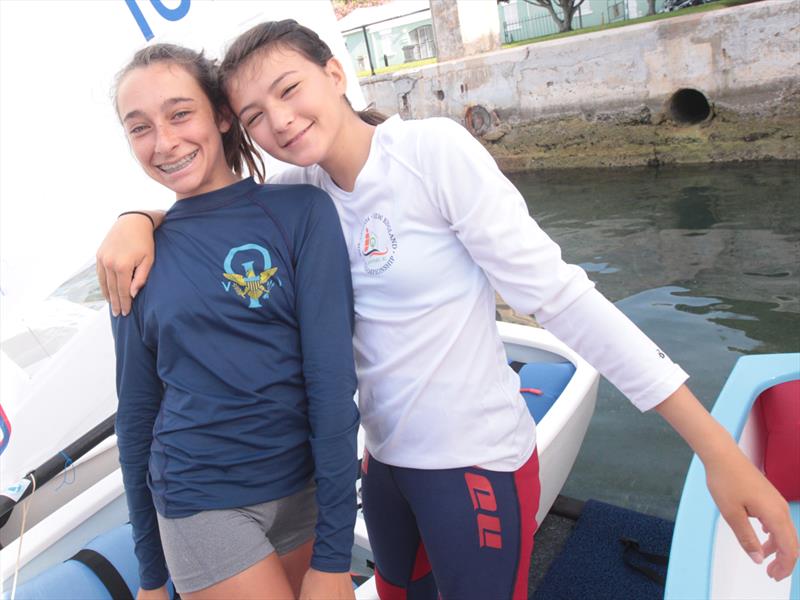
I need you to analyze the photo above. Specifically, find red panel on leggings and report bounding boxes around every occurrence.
[512,450,541,600]
[410,542,432,581]
[375,568,407,600]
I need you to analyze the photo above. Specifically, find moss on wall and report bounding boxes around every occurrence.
[484,108,800,172]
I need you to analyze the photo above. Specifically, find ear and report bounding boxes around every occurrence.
[217,105,234,134]
[324,57,348,95]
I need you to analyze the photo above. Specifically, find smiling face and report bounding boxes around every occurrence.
[225,47,348,169]
[117,62,236,199]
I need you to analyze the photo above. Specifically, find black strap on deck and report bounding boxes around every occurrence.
[619,536,668,586]
[69,548,134,600]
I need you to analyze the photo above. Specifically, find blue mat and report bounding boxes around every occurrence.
[534,500,674,600]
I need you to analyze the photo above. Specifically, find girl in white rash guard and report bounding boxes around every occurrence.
[96,20,798,600]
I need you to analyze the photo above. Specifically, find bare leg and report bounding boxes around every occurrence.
[181,552,295,600]
[279,539,314,598]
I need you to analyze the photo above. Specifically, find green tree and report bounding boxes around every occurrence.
[332,0,389,20]
[522,0,586,32]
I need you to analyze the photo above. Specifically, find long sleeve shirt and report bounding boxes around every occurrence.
[270,116,688,471]
[112,178,359,588]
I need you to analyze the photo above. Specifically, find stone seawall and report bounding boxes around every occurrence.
[359,0,800,171]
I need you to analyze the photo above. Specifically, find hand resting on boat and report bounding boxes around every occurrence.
[656,384,799,582]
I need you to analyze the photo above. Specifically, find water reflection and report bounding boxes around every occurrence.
[510,161,800,519]
[674,186,720,230]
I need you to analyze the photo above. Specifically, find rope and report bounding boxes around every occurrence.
[55,452,76,490]
[520,387,543,395]
[10,473,36,600]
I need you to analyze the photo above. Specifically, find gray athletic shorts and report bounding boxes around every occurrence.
[156,480,317,593]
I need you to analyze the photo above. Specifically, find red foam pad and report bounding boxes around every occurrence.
[758,380,800,502]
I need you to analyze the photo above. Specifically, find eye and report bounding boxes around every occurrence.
[246,112,263,127]
[129,124,149,136]
[172,110,191,120]
[281,83,299,98]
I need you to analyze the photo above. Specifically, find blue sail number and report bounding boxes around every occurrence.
[124,0,191,41]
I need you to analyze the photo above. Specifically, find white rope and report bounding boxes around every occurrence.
[10,473,36,600]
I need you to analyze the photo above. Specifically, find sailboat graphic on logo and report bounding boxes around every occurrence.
[362,226,388,257]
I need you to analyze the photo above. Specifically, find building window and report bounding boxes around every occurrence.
[504,3,521,30]
[405,24,435,62]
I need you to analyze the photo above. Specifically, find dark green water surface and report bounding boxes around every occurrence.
[509,161,800,520]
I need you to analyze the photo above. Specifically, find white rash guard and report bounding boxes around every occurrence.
[270,115,688,471]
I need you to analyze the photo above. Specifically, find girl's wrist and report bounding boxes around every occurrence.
[118,210,156,229]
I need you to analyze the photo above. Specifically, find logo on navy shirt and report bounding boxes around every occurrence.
[221,243,281,308]
[358,213,397,276]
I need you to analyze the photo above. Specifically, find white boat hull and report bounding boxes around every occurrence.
[2,322,599,598]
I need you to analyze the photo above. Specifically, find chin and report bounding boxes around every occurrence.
[281,148,326,169]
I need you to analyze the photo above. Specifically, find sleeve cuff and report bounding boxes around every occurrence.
[630,365,690,412]
[309,557,351,574]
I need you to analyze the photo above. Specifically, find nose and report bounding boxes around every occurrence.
[270,103,295,133]
[153,123,179,155]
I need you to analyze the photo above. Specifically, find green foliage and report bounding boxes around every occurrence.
[356,57,437,78]
[501,0,763,49]
[332,0,389,20]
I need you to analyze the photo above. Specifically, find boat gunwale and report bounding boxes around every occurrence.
[665,353,800,600]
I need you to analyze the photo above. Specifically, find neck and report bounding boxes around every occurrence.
[319,113,375,193]
[175,171,241,201]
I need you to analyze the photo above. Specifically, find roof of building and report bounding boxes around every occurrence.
[338,0,431,32]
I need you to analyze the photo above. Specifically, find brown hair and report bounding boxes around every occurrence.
[114,43,265,182]
[219,19,386,126]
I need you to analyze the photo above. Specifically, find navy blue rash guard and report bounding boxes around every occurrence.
[111,177,359,589]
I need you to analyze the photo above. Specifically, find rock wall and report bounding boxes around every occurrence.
[359,0,800,170]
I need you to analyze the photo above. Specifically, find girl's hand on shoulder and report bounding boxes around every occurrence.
[298,568,355,600]
[705,450,799,581]
[137,585,170,600]
[96,213,156,316]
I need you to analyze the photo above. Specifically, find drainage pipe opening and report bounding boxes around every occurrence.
[667,88,711,124]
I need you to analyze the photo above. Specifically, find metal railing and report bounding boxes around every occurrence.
[342,7,435,77]
[501,2,643,44]
[502,12,564,43]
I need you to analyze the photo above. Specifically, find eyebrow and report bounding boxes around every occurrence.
[236,71,297,119]
[122,97,196,122]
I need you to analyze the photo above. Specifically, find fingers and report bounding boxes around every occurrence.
[103,260,121,317]
[761,533,778,559]
[760,509,799,581]
[724,506,765,564]
[130,255,154,303]
[96,258,110,304]
[115,264,134,317]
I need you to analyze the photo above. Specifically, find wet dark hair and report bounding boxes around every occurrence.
[219,19,386,126]
[114,43,265,182]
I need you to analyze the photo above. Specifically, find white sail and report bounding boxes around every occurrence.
[0,0,364,478]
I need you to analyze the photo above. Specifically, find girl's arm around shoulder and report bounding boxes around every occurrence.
[97,210,165,316]
[110,305,170,590]
[96,169,323,315]
[294,191,360,575]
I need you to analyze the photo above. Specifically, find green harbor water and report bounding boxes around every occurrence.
[510,160,800,520]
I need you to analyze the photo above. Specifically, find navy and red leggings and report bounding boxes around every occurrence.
[361,449,540,600]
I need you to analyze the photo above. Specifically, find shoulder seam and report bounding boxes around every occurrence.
[381,120,441,212]
[246,190,297,270]
[379,123,428,190]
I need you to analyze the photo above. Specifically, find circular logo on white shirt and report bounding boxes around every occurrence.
[358,213,397,275]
